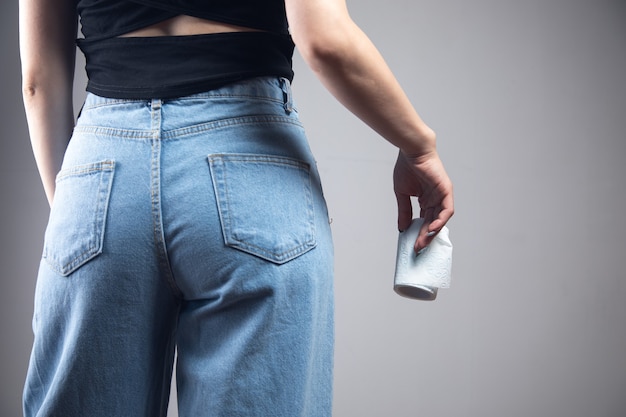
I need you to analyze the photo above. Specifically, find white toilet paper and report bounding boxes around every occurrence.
[394,218,452,301]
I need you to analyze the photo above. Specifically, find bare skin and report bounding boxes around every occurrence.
[286,0,454,250]
[20,0,453,252]
[118,15,263,37]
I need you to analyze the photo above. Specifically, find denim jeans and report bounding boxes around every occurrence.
[23,77,334,417]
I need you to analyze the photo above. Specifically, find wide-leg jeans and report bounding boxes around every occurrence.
[23,77,334,417]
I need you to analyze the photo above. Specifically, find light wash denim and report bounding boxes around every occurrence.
[23,77,334,417]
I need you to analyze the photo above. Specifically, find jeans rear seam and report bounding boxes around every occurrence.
[150,100,183,299]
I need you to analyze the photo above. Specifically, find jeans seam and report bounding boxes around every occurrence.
[150,100,183,299]
[161,114,303,140]
[73,125,155,139]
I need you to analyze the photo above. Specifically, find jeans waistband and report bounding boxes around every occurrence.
[75,76,298,138]
[82,76,294,112]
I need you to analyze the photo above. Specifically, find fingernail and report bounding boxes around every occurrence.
[426,231,437,237]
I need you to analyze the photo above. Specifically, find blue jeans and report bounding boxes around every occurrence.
[23,77,334,417]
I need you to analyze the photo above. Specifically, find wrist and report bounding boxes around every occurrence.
[399,127,437,158]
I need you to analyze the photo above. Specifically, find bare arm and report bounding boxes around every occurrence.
[285,0,454,251]
[19,0,78,206]
[286,0,435,154]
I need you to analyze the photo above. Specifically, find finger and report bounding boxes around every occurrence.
[415,208,435,252]
[427,193,454,233]
[395,192,413,232]
[416,199,454,252]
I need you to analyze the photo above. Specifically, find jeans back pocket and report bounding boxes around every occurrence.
[208,153,316,264]
[43,160,115,276]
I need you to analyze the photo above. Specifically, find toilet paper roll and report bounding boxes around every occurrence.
[394,218,452,301]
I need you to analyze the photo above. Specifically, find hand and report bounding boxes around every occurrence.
[393,149,454,252]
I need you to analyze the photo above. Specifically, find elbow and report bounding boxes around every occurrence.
[21,73,73,105]
[21,80,43,109]
[21,60,75,104]
[22,82,39,101]
[21,79,53,110]
[297,34,353,75]
[293,17,358,75]
[21,69,47,101]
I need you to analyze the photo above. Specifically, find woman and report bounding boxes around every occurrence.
[19,0,453,415]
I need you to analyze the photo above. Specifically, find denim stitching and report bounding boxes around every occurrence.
[162,115,303,140]
[149,100,183,298]
[55,160,116,181]
[171,94,283,105]
[73,115,302,140]
[208,154,316,264]
[82,99,146,111]
[73,125,155,139]
[44,160,115,275]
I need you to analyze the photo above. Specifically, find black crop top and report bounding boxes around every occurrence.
[76,0,295,99]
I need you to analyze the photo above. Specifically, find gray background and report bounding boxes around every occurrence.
[2,0,625,416]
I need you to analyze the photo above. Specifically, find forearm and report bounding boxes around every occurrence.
[19,0,78,205]
[22,84,74,205]
[291,7,436,156]
[288,0,454,243]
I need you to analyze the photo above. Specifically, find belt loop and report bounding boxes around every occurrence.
[150,99,163,132]
[279,77,293,114]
